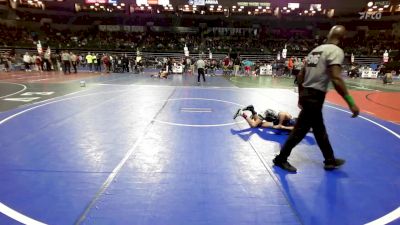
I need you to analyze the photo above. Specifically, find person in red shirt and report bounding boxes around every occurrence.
[35,54,42,72]
[102,54,111,73]
[223,56,230,76]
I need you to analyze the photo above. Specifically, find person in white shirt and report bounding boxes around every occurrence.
[23,52,31,72]
[196,57,206,83]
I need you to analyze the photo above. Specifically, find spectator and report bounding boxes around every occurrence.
[86,52,93,72]
[23,52,31,72]
[70,52,78,73]
[61,51,71,74]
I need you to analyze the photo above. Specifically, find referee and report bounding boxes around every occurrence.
[273,25,360,173]
[196,57,206,83]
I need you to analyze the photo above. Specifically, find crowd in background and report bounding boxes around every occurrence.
[1,47,399,86]
[0,23,398,57]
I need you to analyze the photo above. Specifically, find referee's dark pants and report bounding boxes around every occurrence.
[276,87,336,163]
[63,61,71,74]
[198,68,206,82]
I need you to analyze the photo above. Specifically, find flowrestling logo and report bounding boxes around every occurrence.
[359,12,382,20]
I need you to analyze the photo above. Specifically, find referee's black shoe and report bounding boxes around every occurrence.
[324,158,346,170]
[273,157,297,173]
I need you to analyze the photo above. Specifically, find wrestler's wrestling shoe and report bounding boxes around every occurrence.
[243,105,254,112]
[233,109,243,119]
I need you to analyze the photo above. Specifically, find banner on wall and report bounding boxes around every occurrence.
[107,25,121,31]
[99,25,107,31]
[190,0,205,5]
[131,26,146,32]
[205,0,218,4]
[123,26,131,32]
[98,25,146,32]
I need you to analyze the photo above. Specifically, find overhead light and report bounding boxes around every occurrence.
[140,6,144,10]
[255,8,259,12]
[117,5,121,9]
[90,5,94,9]
[304,10,308,13]
[240,6,244,9]
[218,5,222,8]
[262,9,266,12]
[238,8,242,11]
[266,7,270,9]
[121,3,125,6]
[378,7,383,10]
[283,7,287,10]
[286,9,290,13]
[223,8,227,11]
[248,11,251,15]
[367,1,373,7]
[210,8,213,11]
[113,3,117,6]
[368,8,373,11]
[232,6,236,9]
[372,5,377,8]
[383,5,389,8]
[258,6,261,9]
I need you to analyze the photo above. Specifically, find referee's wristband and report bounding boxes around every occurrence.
[344,95,356,107]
